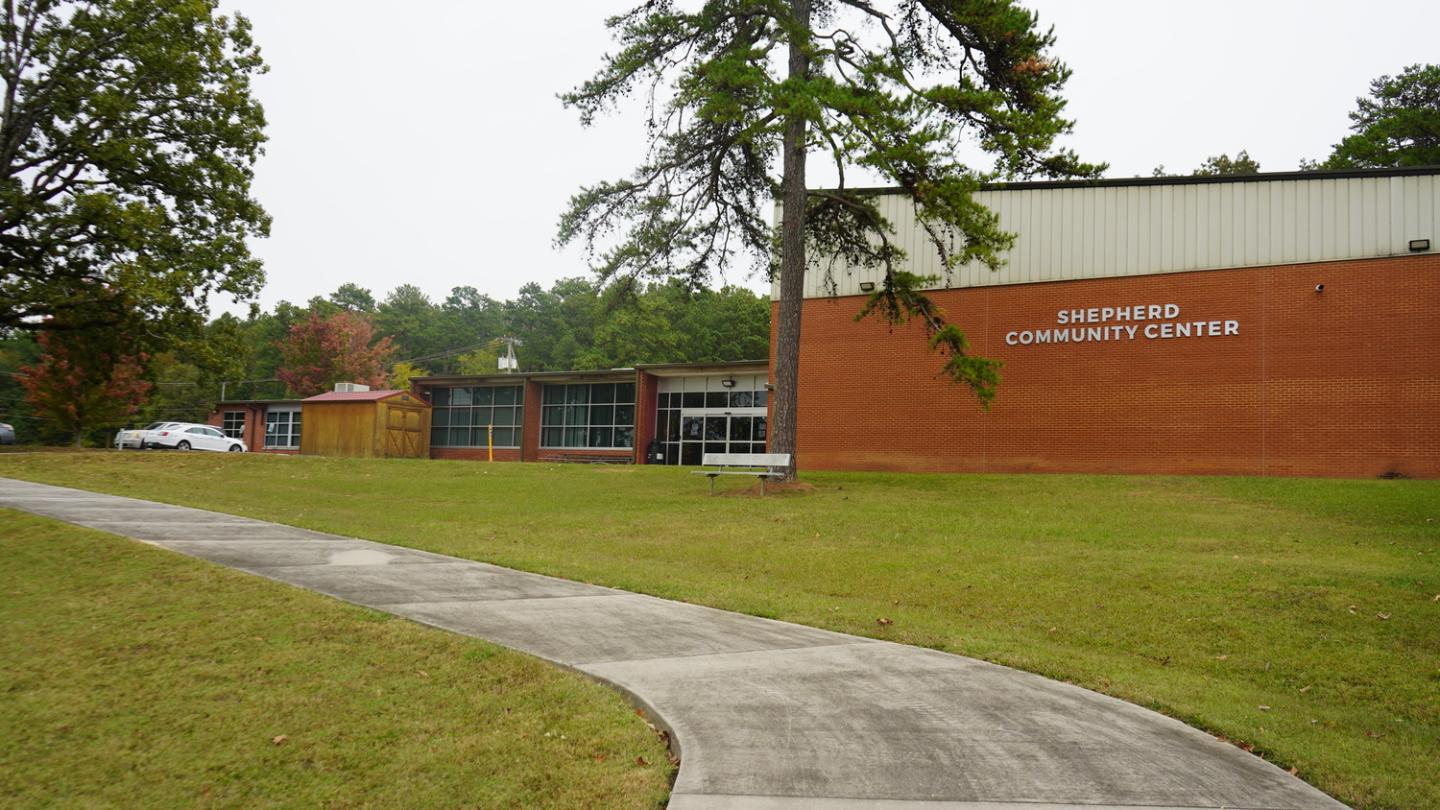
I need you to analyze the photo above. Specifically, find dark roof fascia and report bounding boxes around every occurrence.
[215,399,301,407]
[823,165,1440,196]
[634,359,769,372]
[413,369,635,385]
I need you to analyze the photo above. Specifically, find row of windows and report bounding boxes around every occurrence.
[431,386,524,448]
[659,389,768,410]
[541,383,636,449]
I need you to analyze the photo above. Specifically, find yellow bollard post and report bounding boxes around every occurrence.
[487,423,494,462]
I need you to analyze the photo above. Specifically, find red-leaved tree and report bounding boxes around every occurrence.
[20,330,152,447]
[277,311,395,397]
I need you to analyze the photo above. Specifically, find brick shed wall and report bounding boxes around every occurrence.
[774,254,1440,478]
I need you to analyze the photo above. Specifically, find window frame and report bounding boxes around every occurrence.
[264,407,302,449]
[221,411,245,439]
[429,385,525,449]
[539,382,636,450]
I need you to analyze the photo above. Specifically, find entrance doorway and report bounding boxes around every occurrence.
[655,374,769,465]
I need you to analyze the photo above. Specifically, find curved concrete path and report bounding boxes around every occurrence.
[1,477,1347,810]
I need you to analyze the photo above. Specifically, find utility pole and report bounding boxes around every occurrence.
[496,336,523,373]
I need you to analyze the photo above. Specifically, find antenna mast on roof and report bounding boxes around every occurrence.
[497,336,522,373]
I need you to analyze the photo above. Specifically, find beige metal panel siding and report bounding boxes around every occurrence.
[774,174,1440,298]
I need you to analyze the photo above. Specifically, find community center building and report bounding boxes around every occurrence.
[210,165,1438,478]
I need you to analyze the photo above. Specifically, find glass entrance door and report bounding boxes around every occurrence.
[676,412,767,465]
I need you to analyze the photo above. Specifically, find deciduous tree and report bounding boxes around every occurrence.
[19,327,150,446]
[276,311,393,397]
[1,0,270,337]
[560,0,1100,478]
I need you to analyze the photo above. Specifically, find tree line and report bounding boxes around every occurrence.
[0,277,770,445]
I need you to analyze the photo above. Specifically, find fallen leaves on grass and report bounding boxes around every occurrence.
[876,617,893,626]
[271,735,288,746]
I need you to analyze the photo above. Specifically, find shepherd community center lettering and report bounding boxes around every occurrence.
[1005,304,1240,347]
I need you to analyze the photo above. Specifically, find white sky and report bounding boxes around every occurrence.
[215,0,1440,315]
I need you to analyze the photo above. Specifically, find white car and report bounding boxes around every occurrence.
[115,421,185,449]
[148,423,247,453]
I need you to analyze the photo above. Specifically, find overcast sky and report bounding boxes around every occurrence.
[214,0,1440,316]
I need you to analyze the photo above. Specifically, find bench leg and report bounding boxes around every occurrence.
[709,475,716,496]
[759,476,766,497]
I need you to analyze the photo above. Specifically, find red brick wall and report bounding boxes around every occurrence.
[431,447,523,462]
[775,254,1440,478]
[635,371,658,464]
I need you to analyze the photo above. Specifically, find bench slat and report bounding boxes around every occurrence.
[701,452,791,467]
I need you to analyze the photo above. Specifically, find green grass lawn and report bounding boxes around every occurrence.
[0,509,673,808]
[2,452,1437,809]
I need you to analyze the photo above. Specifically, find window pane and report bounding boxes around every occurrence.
[704,442,726,455]
[589,427,613,447]
[666,414,681,441]
[754,417,767,440]
[432,409,450,427]
[682,416,704,441]
[590,404,614,426]
[493,428,517,447]
[754,389,768,407]
[682,392,703,409]
[451,387,473,407]
[542,427,563,447]
[542,406,564,427]
[565,384,589,405]
[591,383,615,404]
[431,427,448,446]
[706,392,727,408]
[564,427,586,447]
[614,383,635,403]
[704,416,726,440]
[291,412,301,425]
[473,408,492,427]
[750,442,767,454]
[565,405,587,426]
[543,385,565,405]
[730,418,751,441]
[730,391,753,408]
[449,427,470,446]
[496,408,520,427]
[613,404,634,425]
[472,387,493,406]
[613,426,634,448]
[658,392,670,409]
[663,442,680,465]
[431,388,450,407]
[494,386,517,406]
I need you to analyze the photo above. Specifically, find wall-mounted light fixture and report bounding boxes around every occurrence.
[1410,238,1431,252]
[858,281,876,292]
[720,378,736,388]
[1315,283,1325,293]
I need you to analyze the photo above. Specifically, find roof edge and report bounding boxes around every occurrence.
[818,164,1440,195]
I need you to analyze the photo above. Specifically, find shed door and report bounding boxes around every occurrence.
[384,406,424,457]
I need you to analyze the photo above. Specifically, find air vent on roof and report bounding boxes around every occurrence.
[334,382,371,393]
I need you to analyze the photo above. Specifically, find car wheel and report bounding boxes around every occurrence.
[176,440,191,451]
[228,444,242,452]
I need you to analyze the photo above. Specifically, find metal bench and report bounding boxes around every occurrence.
[692,452,791,496]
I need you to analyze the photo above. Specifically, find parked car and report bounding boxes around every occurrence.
[115,421,185,450]
[147,423,247,453]
[0,422,15,445]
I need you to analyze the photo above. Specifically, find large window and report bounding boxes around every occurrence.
[541,382,635,449]
[222,411,245,439]
[264,408,301,449]
[430,386,524,448]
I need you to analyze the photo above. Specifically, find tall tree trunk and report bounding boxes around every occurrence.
[770,0,810,483]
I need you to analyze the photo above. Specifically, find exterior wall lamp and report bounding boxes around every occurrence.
[721,378,736,388]
[1410,238,1431,252]
[859,281,876,292]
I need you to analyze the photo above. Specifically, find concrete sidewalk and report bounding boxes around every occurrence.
[0,477,1347,810]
